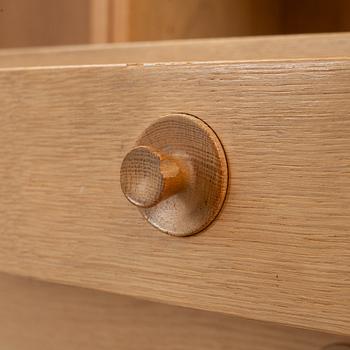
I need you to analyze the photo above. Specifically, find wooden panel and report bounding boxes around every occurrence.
[106,0,350,42]
[1,273,349,350]
[88,0,350,43]
[0,0,90,48]
[89,0,110,43]
[0,33,350,68]
[89,0,130,43]
[109,0,130,42]
[0,59,350,335]
[2,0,350,49]
[282,0,350,34]
[126,0,281,41]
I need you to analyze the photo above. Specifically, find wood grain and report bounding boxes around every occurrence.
[1,273,349,350]
[0,32,350,68]
[0,59,350,335]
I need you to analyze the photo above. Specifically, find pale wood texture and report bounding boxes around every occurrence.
[120,114,228,236]
[0,59,350,335]
[1,273,349,350]
[0,0,90,48]
[0,33,350,68]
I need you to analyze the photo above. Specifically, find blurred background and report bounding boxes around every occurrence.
[0,0,349,48]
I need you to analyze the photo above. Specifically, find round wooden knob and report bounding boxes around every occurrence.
[120,113,228,236]
[120,146,187,208]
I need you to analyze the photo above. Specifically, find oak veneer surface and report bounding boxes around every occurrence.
[0,33,350,67]
[0,59,350,336]
[1,273,349,350]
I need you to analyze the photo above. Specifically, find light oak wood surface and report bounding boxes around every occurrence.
[0,59,350,336]
[0,33,350,68]
[1,273,349,350]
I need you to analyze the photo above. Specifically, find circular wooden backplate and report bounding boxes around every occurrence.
[134,113,228,236]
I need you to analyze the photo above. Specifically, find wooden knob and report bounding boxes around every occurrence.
[120,146,187,208]
[120,113,228,236]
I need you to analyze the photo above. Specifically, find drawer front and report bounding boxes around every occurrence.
[0,273,348,350]
[0,59,349,335]
[1,33,350,68]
